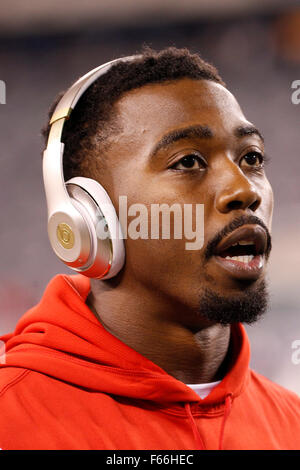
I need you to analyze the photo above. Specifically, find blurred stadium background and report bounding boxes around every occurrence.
[0,0,299,394]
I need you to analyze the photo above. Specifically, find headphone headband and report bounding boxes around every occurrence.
[49,55,140,133]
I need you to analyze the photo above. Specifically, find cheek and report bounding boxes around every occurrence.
[123,237,183,288]
[123,236,206,302]
[119,200,207,291]
[110,169,209,289]
[261,179,274,231]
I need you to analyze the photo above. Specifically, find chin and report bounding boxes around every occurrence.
[197,278,269,326]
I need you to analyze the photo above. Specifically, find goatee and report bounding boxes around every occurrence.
[198,279,269,325]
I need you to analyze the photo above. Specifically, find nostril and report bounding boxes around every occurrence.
[249,200,260,211]
[227,200,243,211]
[216,188,261,214]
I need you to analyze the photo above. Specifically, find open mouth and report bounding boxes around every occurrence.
[212,225,268,279]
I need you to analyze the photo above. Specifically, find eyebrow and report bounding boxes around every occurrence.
[234,125,264,143]
[149,124,264,159]
[149,125,213,159]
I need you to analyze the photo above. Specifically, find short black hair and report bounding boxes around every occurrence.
[41,46,225,181]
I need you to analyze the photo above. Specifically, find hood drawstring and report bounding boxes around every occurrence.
[218,394,233,450]
[185,393,233,451]
[184,403,205,450]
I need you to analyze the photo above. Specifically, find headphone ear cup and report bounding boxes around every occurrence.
[66,177,125,279]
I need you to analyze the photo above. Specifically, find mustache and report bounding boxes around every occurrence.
[205,215,272,260]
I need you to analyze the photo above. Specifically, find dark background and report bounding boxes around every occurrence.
[0,0,299,394]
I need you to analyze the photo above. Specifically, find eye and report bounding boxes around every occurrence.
[240,151,265,169]
[171,154,206,171]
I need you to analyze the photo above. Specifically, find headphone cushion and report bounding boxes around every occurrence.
[66,177,125,279]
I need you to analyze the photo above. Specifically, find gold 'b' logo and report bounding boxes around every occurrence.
[57,223,74,249]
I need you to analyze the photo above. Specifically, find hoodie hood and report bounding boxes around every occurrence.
[0,274,250,406]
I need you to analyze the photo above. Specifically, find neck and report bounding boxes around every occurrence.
[87,278,231,384]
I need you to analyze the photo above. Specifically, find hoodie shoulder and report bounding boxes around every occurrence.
[249,369,300,412]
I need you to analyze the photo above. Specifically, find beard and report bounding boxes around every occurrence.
[197,278,269,326]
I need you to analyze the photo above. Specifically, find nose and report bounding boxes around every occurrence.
[215,165,262,214]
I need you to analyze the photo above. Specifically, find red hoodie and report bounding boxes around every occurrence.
[0,274,299,450]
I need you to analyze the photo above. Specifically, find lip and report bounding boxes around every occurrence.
[213,253,264,281]
[214,224,267,257]
[212,224,268,281]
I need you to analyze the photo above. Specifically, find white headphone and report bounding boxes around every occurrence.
[43,56,137,279]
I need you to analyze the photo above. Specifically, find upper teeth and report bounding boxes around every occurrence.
[225,255,255,263]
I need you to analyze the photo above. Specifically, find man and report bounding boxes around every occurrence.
[0,47,299,450]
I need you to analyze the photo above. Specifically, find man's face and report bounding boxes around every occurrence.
[97,78,273,327]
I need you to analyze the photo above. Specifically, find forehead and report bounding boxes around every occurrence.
[115,78,247,140]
